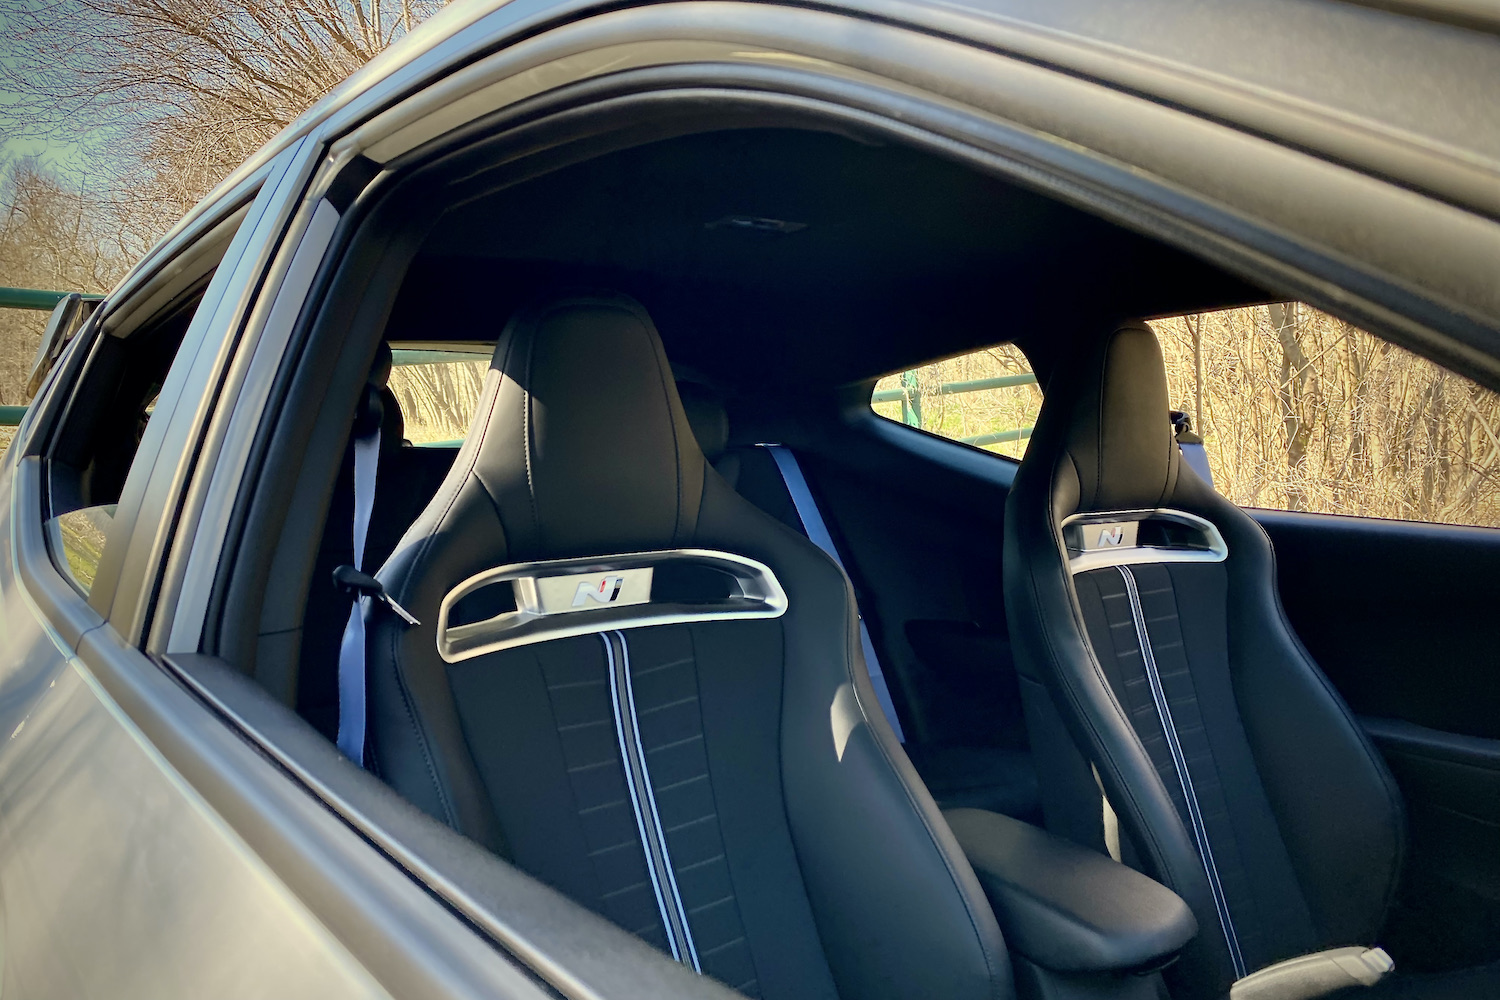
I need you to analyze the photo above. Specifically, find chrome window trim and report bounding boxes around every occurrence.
[104,138,319,643]
[436,549,787,663]
[1063,508,1228,574]
[159,196,341,654]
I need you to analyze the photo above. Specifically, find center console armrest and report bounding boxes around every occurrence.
[944,807,1197,975]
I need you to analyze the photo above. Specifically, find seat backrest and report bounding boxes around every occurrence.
[1003,321,1405,998]
[367,294,1011,1000]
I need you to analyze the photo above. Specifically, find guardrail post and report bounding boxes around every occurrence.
[900,370,922,427]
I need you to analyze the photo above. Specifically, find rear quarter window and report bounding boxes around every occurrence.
[870,344,1040,460]
[387,349,490,445]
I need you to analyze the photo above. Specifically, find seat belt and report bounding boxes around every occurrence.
[761,444,907,742]
[335,416,382,765]
[1171,411,1214,488]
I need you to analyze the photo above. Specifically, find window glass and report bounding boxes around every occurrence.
[870,344,1040,460]
[1156,303,1500,528]
[387,348,490,446]
[43,286,213,597]
[46,505,114,593]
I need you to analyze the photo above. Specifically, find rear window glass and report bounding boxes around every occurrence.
[870,345,1040,460]
[388,349,490,445]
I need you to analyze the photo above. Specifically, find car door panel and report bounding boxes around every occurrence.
[1255,509,1500,740]
[1256,509,1500,969]
[795,411,1025,753]
[0,144,457,1000]
[1364,717,1500,971]
[0,652,392,999]
[3,458,396,998]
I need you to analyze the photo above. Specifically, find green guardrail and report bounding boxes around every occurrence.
[873,370,1036,447]
[0,286,103,312]
[869,372,1036,403]
[3,287,108,425]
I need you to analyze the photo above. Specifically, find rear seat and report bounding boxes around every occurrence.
[676,382,1040,821]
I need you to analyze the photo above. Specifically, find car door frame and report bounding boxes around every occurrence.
[11,1,1499,997]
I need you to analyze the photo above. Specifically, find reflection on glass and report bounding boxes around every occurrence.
[45,504,115,596]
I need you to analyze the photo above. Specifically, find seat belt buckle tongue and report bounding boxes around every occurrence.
[332,564,420,626]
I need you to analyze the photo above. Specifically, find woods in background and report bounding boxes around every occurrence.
[1156,304,1500,528]
[0,161,129,407]
[0,0,449,407]
[4,4,1498,529]
[875,305,1500,528]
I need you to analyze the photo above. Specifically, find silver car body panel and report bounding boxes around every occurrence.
[1,459,390,998]
[3,1,1499,998]
[156,186,341,654]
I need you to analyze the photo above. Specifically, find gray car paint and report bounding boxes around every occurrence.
[1,0,1498,997]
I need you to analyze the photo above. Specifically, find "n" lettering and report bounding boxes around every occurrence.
[573,576,625,607]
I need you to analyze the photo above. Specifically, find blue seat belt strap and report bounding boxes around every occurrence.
[761,444,907,742]
[1179,441,1214,489]
[336,424,380,764]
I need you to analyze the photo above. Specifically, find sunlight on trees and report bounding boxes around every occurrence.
[2,1,448,242]
[1156,304,1500,527]
[0,159,130,411]
[872,305,1500,528]
[0,0,450,422]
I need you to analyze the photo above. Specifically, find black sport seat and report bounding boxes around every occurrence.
[366,294,1012,1000]
[1003,321,1500,999]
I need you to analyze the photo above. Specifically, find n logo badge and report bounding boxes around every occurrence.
[1097,526,1125,547]
[537,567,653,614]
[573,576,626,607]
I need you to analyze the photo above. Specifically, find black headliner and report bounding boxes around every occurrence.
[388,128,1266,389]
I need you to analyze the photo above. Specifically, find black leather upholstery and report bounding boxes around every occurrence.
[944,806,1196,975]
[676,384,1043,822]
[367,294,1012,1000]
[1005,321,1407,998]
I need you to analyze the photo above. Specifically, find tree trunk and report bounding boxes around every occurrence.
[1270,302,1313,510]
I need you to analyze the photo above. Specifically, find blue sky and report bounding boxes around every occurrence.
[0,4,111,184]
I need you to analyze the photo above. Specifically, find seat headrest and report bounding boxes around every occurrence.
[467,293,706,561]
[1050,320,1181,512]
[354,342,402,449]
[677,381,730,462]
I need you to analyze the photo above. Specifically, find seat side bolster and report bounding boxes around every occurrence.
[1192,482,1405,947]
[368,476,510,855]
[787,550,1013,1000]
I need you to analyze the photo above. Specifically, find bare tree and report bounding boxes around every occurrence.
[0,159,128,408]
[0,1,448,424]
[1157,304,1500,528]
[3,0,448,247]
